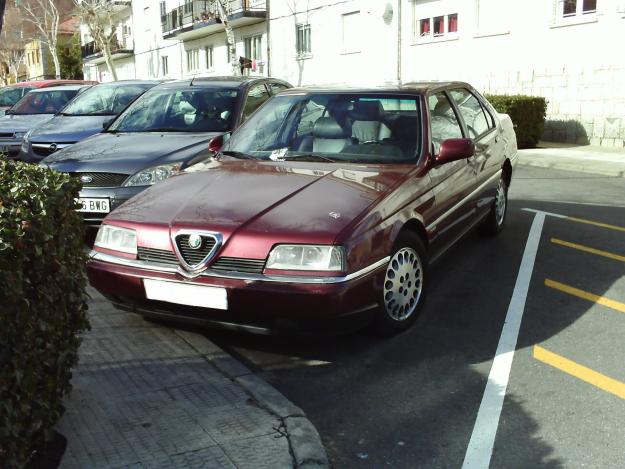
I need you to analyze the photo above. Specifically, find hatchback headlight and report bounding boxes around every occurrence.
[20,131,31,150]
[266,245,345,271]
[94,225,137,255]
[123,163,181,187]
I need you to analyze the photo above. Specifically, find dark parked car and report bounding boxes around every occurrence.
[0,79,96,116]
[0,85,89,158]
[19,80,159,163]
[42,76,291,226]
[86,82,518,335]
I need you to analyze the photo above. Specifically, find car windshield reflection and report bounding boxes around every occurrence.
[223,93,421,164]
[108,87,239,133]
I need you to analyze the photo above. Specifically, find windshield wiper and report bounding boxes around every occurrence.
[282,152,337,163]
[219,150,256,160]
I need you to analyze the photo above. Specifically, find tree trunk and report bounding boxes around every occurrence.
[101,42,118,81]
[215,0,238,76]
[0,0,6,35]
[48,40,61,79]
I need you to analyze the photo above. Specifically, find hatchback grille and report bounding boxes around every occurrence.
[33,145,56,157]
[0,132,14,139]
[69,172,129,187]
[137,247,265,274]
[175,234,218,267]
[137,247,178,265]
[211,257,265,274]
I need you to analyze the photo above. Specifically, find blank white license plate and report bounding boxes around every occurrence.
[77,197,110,213]
[143,279,228,310]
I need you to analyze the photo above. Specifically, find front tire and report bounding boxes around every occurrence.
[373,232,427,336]
[480,174,508,236]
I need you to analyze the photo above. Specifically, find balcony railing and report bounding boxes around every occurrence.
[81,37,134,60]
[161,0,266,35]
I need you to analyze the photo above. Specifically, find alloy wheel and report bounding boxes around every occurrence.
[383,247,423,321]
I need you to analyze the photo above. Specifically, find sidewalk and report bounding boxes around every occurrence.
[56,287,328,469]
[518,142,625,178]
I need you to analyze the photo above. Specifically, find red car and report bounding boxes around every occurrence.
[87,82,518,335]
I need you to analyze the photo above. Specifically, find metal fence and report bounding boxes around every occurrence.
[161,0,266,34]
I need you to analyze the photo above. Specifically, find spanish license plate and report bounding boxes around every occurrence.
[143,279,228,310]
[77,197,110,213]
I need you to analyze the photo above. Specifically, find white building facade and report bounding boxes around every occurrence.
[81,0,625,147]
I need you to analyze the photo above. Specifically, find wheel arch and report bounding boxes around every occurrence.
[502,158,512,188]
[397,218,429,251]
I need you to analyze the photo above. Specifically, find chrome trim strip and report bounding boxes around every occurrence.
[89,250,390,284]
[426,169,502,231]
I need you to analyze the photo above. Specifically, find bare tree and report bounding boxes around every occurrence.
[0,7,28,83]
[20,0,65,79]
[73,0,118,81]
[0,0,7,36]
[208,0,238,76]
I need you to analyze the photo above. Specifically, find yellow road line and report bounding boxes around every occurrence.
[545,279,625,314]
[551,238,625,263]
[565,216,625,233]
[534,345,625,400]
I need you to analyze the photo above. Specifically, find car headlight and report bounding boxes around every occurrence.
[94,225,137,255]
[266,245,345,271]
[123,163,181,187]
[20,131,31,150]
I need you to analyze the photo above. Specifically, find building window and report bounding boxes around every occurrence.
[186,49,199,72]
[159,1,166,17]
[161,56,169,76]
[205,45,214,70]
[342,11,361,53]
[244,35,262,61]
[296,23,311,56]
[418,13,458,40]
[561,0,597,17]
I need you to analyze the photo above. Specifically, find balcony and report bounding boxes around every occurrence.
[161,0,266,41]
[81,37,134,64]
[108,0,131,12]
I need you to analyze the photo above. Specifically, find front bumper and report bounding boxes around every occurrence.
[79,186,146,227]
[87,252,387,333]
[0,140,21,159]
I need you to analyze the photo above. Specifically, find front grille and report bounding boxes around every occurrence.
[137,247,178,265]
[68,172,129,187]
[33,145,55,157]
[175,234,217,267]
[137,246,265,274]
[211,257,265,274]
[0,132,14,139]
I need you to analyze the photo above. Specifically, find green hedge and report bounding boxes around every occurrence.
[0,157,89,468]
[486,95,548,149]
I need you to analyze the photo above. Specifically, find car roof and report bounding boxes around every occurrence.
[90,80,161,88]
[154,76,284,90]
[281,81,472,95]
[29,85,87,93]
[8,80,96,88]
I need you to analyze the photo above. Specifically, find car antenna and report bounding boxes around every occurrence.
[190,73,198,87]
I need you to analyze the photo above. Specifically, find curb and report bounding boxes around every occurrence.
[517,155,625,179]
[172,329,330,469]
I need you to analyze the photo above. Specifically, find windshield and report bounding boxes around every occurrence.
[0,87,32,107]
[61,84,153,116]
[223,93,421,164]
[108,87,239,133]
[10,89,79,115]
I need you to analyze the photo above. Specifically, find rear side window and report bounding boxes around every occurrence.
[449,89,492,139]
[428,92,463,153]
[243,84,271,120]
[269,82,290,95]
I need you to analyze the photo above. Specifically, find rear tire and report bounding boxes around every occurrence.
[479,174,508,236]
[373,232,427,336]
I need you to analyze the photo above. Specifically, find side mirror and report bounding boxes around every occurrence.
[435,138,475,165]
[208,134,224,155]
[102,118,113,130]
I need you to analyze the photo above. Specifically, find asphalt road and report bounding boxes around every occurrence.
[206,164,625,468]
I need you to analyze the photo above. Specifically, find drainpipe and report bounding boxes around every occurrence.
[397,0,402,85]
[266,0,271,77]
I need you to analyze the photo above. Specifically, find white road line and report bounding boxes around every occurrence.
[462,211,545,469]
[522,208,566,218]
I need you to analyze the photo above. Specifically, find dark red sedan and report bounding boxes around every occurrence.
[87,82,518,335]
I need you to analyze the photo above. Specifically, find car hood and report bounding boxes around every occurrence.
[30,114,111,143]
[108,159,411,251]
[0,114,53,133]
[43,131,220,175]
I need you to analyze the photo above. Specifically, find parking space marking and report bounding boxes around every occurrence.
[551,238,625,263]
[546,279,625,314]
[462,211,545,469]
[524,208,625,232]
[534,346,625,400]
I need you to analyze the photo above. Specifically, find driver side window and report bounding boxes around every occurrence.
[428,92,462,154]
